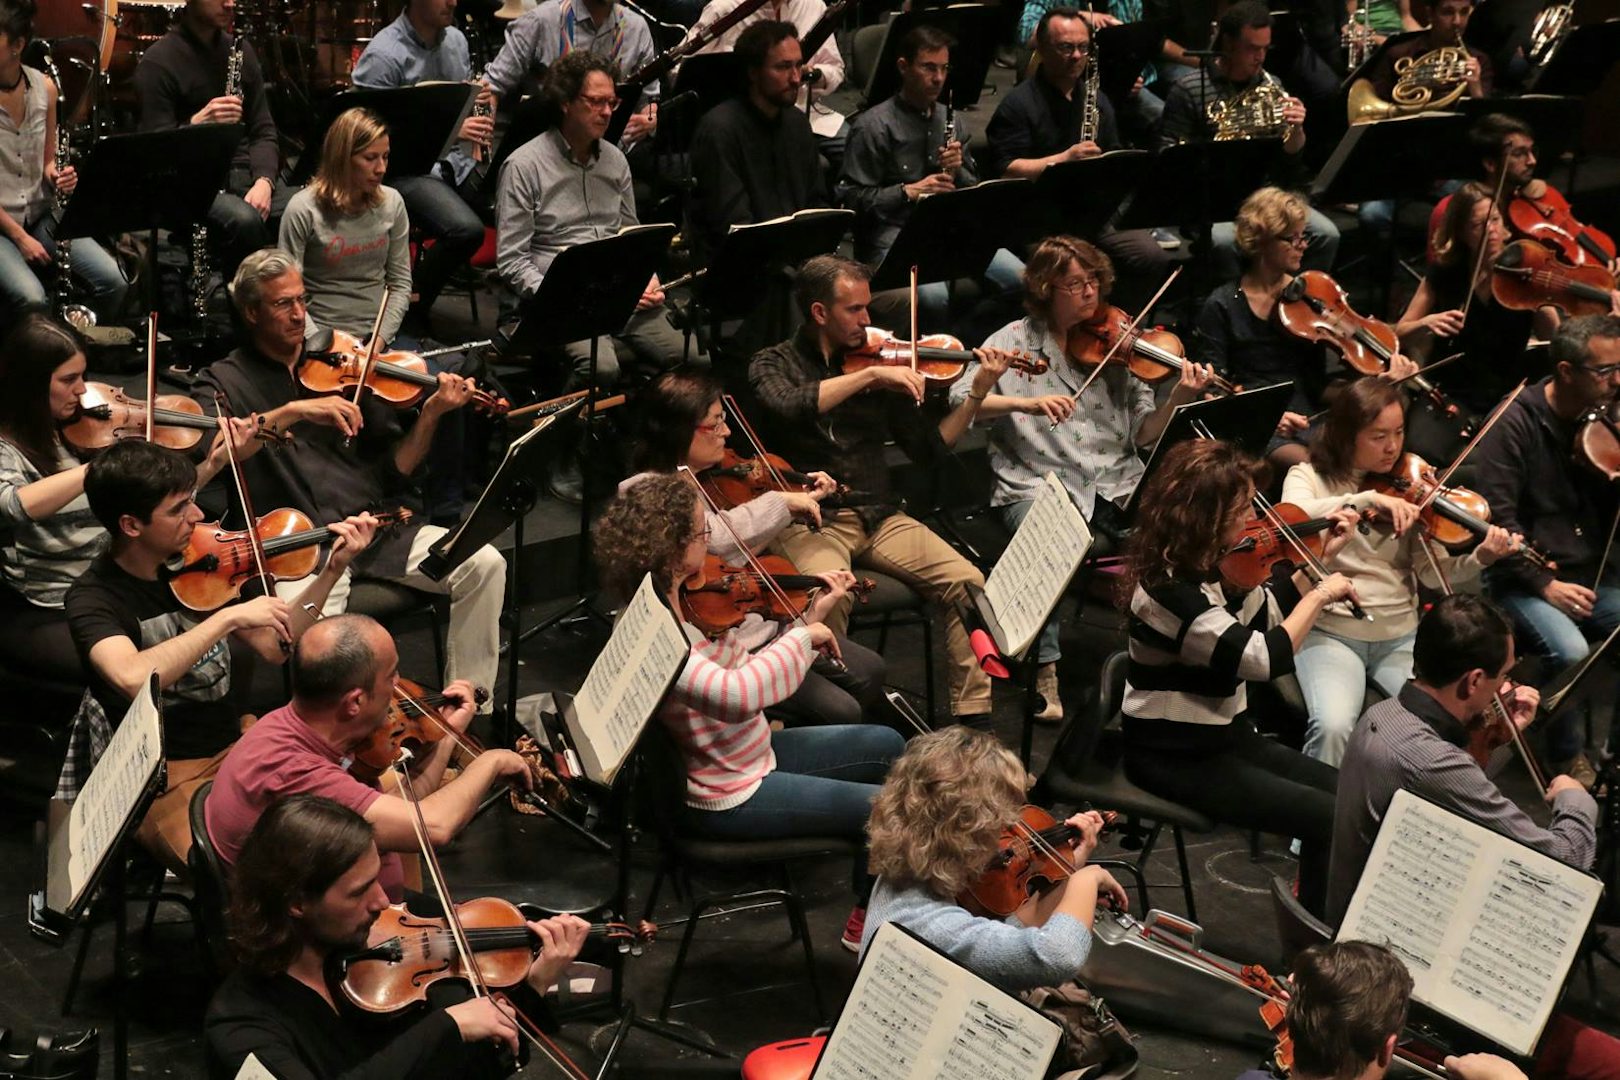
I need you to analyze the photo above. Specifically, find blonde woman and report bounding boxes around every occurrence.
[278,107,412,347]
[861,727,1126,988]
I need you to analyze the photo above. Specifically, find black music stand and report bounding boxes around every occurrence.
[1527,19,1620,95]
[1123,384,1292,521]
[697,208,853,343]
[671,52,745,117]
[507,224,676,639]
[870,179,1038,291]
[1092,21,1166,108]
[863,5,999,108]
[1034,149,1152,241]
[291,84,476,183]
[485,95,563,190]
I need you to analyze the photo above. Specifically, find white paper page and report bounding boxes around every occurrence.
[234,1053,276,1080]
[982,472,1093,657]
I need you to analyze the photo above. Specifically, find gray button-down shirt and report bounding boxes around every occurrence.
[483,0,659,105]
[836,93,977,265]
[950,317,1154,517]
[352,13,477,185]
[494,127,635,298]
[0,66,50,225]
[1326,682,1598,927]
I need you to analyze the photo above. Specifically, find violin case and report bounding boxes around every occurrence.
[0,1027,97,1080]
[1078,909,1274,1049]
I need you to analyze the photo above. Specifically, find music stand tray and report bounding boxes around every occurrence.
[57,124,242,238]
[1309,111,1474,204]
[864,5,999,109]
[870,179,1037,291]
[1116,140,1282,231]
[291,84,476,183]
[1093,22,1165,108]
[700,208,854,322]
[505,224,676,354]
[1123,383,1292,520]
[1035,149,1152,240]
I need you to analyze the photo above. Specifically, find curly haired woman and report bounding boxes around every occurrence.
[593,473,905,951]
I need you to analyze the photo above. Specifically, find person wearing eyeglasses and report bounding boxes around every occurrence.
[494,52,693,394]
[1469,315,1620,791]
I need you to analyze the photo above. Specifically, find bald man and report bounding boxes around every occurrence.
[204,614,533,899]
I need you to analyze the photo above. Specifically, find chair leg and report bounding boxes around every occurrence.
[780,891,828,1024]
[1172,825,1199,923]
[61,923,94,1017]
[658,896,715,1021]
[141,886,161,944]
[921,616,936,722]
[1249,829,1262,860]
[641,866,668,922]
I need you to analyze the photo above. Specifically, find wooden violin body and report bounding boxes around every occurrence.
[1276,272,1400,376]
[1492,239,1616,318]
[679,553,874,636]
[1371,452,1551,570]
[842,327,1046,386]
[349,676,489,783]
[62,382,288,454]
[1507,188,1617,269]
[1067,305,1240,394]
[1217,503,1337,592]
[700,449,846,512]
[1575,401,1620,482]
[957,805,1115,918]
[299,329,510,415]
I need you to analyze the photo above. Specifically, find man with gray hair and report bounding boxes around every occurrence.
[204,613,532,898]
[195,248,506,704]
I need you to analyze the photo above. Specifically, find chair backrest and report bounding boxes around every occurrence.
[1049,649,1129,775]
[851,22,891,103]
[1269,874,1333,966]
[187,780,236,977]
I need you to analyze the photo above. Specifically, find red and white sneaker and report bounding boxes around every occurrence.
[840,905,867,954]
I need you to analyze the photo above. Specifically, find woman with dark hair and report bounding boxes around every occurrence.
[1120,438,1357,913]
[207,794,590,1079]
[1281,377,1519,765]
[622,366,887,730]
[593,474,904,951]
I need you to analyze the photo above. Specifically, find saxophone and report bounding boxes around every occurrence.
[1206,78,1294,141]
[38,46,95,330]
[190,35,244,321]
[1346,26,1471,123]
[1079,44,1101,144]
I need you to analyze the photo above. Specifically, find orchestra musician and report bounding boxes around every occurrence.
[592,473,905,953]
[1471,315,1620,789]
[205,795,591,1079]
[1157,3,1341,281]
[195,249,506,699]
[479,0,661,146]
[351,0,491,333]
[985,8,1174,309]
[860,726,1128,986]
[1281,377,1518,765]
[748,254,1019,723]
[0,0,125,322]
[134,0,290,281]
[1120,438,1359,913]
[494,53,696,388]
[623,367,888,729]
[65,440,376,874]
[944,236,1216,720]
[205,614,534,897]
[1362,0,1490,105]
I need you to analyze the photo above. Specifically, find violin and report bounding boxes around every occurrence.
[842,326,1047,387]
[700,449,854,513]
[61,382,289,455]
[679,553,875,636]
[1574,399,1620,482]
[1066,305,1239,394]
[1507,186,1617,269]
[349,676,490,784]
[299,328,510,415]
[1371,452,1553,568]
[1217,503,1344,592]
[165,507,411,611]
[341,896,656,1014]
[957,805,1116,919]
[1492,239,1617,318]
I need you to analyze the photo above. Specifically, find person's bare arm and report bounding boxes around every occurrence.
[362,750,532,850]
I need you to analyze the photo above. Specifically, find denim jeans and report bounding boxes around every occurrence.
[1491,584,1620,762]
[1295,627,1416,766]
[391,173,484,316]
[0,213,128,322]
[1209,206,1340,281]
[683,724,905,901]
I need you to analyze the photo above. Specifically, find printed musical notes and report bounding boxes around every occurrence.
[813,924,1059,1080]
[564,574,687,784]
[982,472,1093,658]
[1337,790,1602,1058]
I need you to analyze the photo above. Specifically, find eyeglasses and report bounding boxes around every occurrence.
[694,524,712,543]
[1277,233,1309,248]
[579,93,621,111]
[267,293,311,313]
[1056,276,1099,295]
[1581,362,1620,378]
[696,419,729,434]
[1047,41,1091,56]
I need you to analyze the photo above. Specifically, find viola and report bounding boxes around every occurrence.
[61,382,289,455]
[957,805,1116,919]
[1371,452,1552,567]
[1507,187,1617,269]
[842,326,1047,387]
[349,676,490,783]
[165,507,411,611]
[1492,239,1617,318]
[340,896,656,1014]
[679,553,875,636]
[1217,503,1344,592]
[1574,399,1620,482]
[299,328,510,415]
[1066,305,1239,394]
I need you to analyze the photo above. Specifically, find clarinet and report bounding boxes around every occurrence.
[190,35,243,322]
[1079,42,1100,144]
[37,46,95,329]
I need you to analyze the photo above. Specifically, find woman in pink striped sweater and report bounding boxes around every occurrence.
[594,474,906,951]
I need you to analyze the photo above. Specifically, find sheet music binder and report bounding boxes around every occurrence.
[1337,789,1604,1060]
[809,922,1061,1079]
[967,472,1094,661]
[1123,384,1292,521]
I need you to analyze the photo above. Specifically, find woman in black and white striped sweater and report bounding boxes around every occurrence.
[1119,438,1359,914]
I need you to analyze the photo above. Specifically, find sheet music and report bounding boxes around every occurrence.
[1337,790,1602,1057]
[46,676,164,915]
[982,472,1093,657]
[565,574,687,784]
[234,1054,276,1080]
[813,923,1059,1080]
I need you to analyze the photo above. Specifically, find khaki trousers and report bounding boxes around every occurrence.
[774,510,991,716]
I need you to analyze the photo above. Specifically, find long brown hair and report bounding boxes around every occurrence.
[1121,439,1260,595]
[1431,180,1495,268]
[310,107,388,217]
[0,313,84,475]
[591,473,701,600]
[228,795,376,976]
[1309,377,1405,487]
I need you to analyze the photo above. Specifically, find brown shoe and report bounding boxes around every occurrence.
[1553,752,1599,791]
[1034,663,1063,723]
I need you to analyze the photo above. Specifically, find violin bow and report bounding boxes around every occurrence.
[212,392,286,643]
[1052,267,1183,430]
[676,465,847,672]
[721,393,795,494]
[345,286,392,448]
[1413,379,1526,518]
[1460,156,1514,324]
[909,264,921,407]
[144,312,159,443]
[1303,351,1469,425]
[388,750,594,1080]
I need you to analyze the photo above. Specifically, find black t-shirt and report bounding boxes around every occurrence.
[65,553,237,761]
